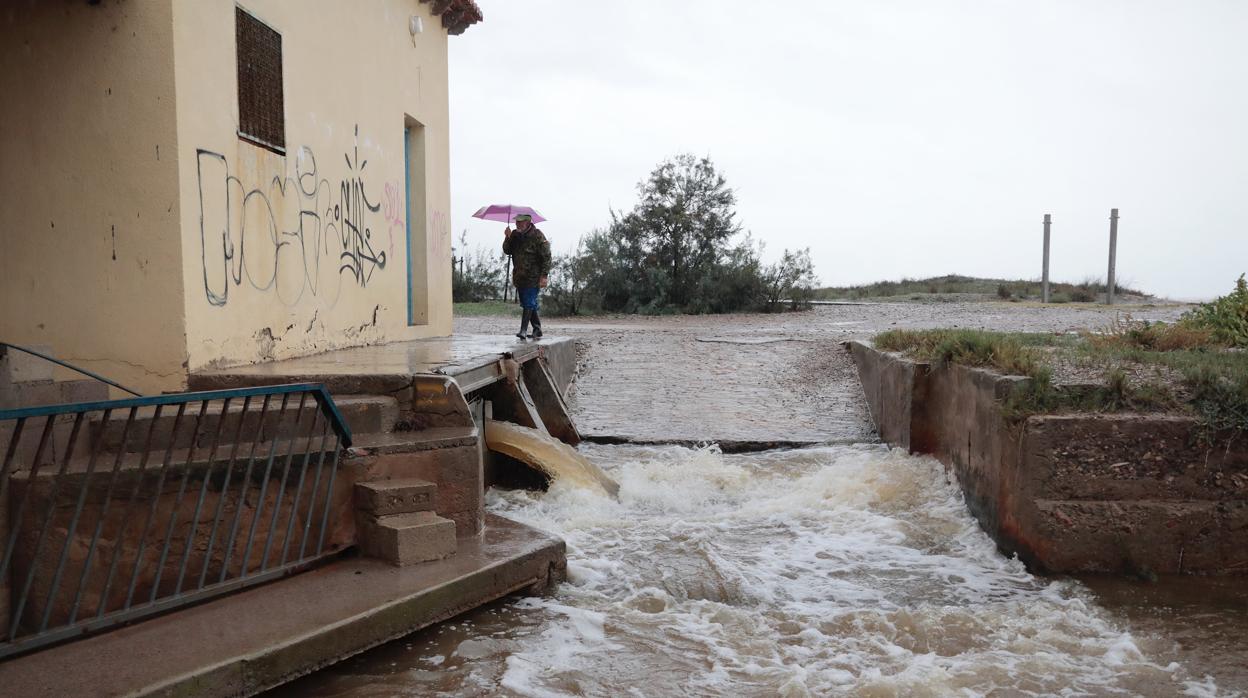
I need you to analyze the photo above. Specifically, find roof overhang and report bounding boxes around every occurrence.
[420,0,483,36]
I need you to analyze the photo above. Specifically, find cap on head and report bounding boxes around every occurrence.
[514,214,532,222]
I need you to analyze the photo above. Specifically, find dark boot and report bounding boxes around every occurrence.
[529,310,543,339]
[516,309,530,340]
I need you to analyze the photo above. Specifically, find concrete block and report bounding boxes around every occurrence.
[538,338,578,397]
[333,395,401,435]
[0,345,55,383]
[6,381,61,409]
[57,379,109,404]
[354,478,436,516]
[359,511,456,566]
[435,479,484,536]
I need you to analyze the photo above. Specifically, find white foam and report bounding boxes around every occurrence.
[483,444,1220,696]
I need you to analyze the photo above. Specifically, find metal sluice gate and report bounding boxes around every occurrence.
[0,383,354,658]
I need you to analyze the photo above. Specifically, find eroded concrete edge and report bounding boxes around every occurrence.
[846,340,1248,575]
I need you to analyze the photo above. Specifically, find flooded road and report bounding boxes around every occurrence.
[275,443,1245,697]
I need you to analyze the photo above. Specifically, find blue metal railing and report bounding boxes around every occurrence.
[0,383,353,658]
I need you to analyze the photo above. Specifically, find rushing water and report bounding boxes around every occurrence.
[276,444,1245,697]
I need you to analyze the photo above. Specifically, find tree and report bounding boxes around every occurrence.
[761,248,818,312]
[616,154,741,308]
[546,154,818,316]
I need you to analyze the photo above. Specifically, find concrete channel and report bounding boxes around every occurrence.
[847,339,1248,575]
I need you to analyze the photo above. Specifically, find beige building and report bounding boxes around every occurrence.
[0,0,481,394]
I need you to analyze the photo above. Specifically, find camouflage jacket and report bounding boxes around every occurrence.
[502,226,552,288]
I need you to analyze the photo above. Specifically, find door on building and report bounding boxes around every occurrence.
[405,119,428,325]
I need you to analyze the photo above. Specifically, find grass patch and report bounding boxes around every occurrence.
[874,328,1053,376]
[874,324,1246,443]
[818,274,1148,302]
[875,279,1248,437]
[453,300,516,317]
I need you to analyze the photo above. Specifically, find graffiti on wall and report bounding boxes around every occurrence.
[382,181,405,259]
[196,125,387,307]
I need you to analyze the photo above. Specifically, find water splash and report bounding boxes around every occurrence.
[482,444,1218,697]
[279,444,1238,697]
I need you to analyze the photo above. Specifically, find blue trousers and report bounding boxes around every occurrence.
[518,287,540,311]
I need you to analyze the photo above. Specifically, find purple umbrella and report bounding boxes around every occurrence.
[471,204,547,224]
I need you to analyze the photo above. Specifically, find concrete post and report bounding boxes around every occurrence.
[1041,214,1052,303]
[1107,208,1119,305]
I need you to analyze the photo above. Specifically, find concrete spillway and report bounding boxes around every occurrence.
[485,419,620,498]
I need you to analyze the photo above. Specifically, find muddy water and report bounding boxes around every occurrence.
[275,444,1246,697]
[485,420,620,497]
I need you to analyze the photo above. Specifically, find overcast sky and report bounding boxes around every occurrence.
[448,1,1247,300]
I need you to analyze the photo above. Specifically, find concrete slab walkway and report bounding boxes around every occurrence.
[0,515,564,698]
[190,335,576,395]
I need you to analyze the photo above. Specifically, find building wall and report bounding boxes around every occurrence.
[173,0,455,374]
[0,1,188,394]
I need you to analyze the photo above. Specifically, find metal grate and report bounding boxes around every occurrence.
[236,6,285,153]
[0,384,352,658]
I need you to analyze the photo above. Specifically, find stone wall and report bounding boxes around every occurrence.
[847,340,1248,575]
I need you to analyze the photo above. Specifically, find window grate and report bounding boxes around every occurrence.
[236,7,285,153]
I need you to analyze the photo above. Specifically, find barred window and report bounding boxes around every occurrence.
[236,7,285,153]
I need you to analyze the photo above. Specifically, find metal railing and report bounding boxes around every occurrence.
[0,383,353,658]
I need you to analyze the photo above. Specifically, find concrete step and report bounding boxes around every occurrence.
[87,394,399,453]
[358,510,456,566]
[350,426,477,454]
[343,426,483,538]
[355,478,437,516]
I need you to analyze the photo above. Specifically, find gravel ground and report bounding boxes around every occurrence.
[455,300,1192,445]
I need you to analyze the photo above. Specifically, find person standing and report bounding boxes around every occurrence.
[501,214,551,340]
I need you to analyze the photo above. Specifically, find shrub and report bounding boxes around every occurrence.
[452,233,507,302]
[1086,315,1218,352]
[1069,287,1097,303]
[1183,274,1248,347]
[876,329,1039,376]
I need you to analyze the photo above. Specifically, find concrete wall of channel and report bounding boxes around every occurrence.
[847,340,1248,575]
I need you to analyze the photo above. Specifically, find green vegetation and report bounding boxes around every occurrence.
[1183,274,1248,347]
[547,154,816,315]
[454,154,817,316]
[452,300,514,317]
[452,232,509,303]
[817,274,1148,302]
[874,277,1248,442]
[873,328,1174,417]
